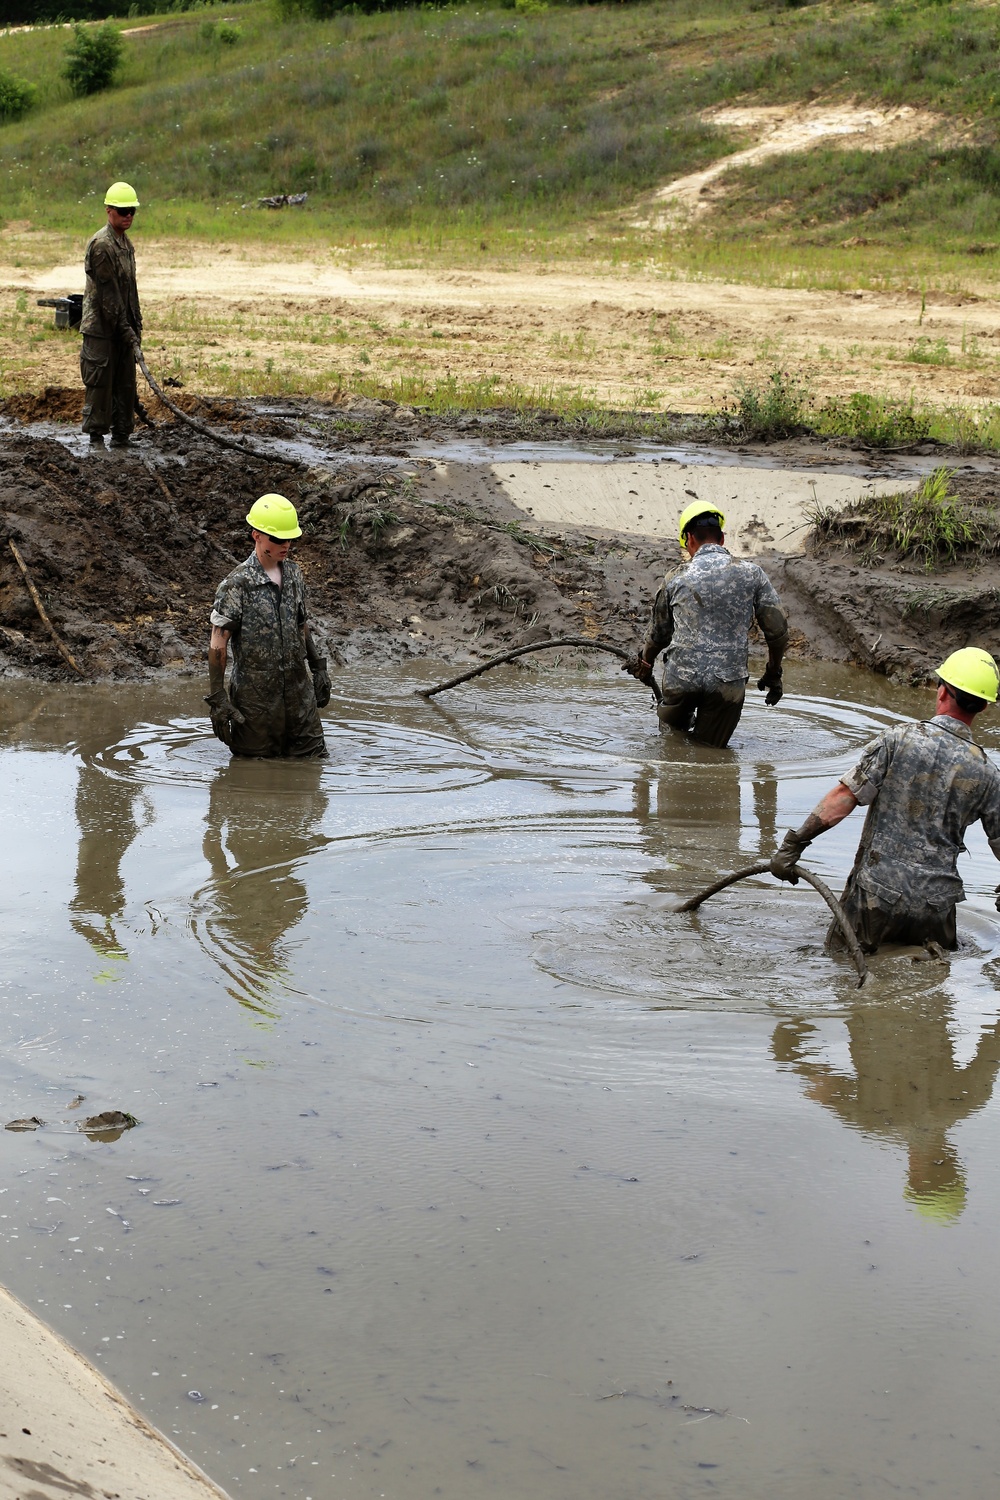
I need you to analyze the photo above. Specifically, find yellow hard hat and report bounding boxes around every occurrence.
[905,1179,967,1224]
[246,494,301,539]
[678,500,725,547]
[104,181,140,208]
[937,647,999,704]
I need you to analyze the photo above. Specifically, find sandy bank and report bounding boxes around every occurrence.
[0,1282,229,1500]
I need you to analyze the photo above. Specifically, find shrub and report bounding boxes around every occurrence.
[217,20,241,43]
[64,22,124,98]
[723,368,809,441]
[817,392,931,447]
[0,70,36,123]
[811,468,992,569]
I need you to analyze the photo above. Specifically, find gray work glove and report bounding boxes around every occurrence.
[622,655,654,687]
[770,828,812,885]
[757,665,783,707]
[205,687,245,747]
[312,659,331,709]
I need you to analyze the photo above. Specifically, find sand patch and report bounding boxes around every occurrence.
[0,1282,229,1500]
[636,102,954,227]
[493,460,874,555]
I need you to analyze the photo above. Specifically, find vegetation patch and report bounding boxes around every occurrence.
[810,467,1000,570]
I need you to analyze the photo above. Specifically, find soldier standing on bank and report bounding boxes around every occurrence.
[206,494,331,760]
[80,181,143,451]
[624,502,789,749]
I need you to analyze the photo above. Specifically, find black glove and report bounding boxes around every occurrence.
[622,655,654,686]
[994,884,1000,914]
[312,659,331,709]
[757,666,783,707]
[769,828,812,885]
[205,687,244,747]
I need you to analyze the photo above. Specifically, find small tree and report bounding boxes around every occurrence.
[64,22,124,98]
[0,70,36,122]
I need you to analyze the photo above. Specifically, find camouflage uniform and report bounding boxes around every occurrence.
[643,544,788,748]
[211,553,326,759]
[80,223,142,440]
[831,714,1000,951]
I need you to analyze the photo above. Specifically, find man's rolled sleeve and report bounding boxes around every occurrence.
[212,578,243,632]
[841,735,890,807]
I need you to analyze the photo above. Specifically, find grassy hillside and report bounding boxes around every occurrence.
[1,0,1000,285]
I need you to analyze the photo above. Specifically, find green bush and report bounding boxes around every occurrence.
[0,70,36,123]
[812,468,992,569]
[818,393,931,447]
[217,20,242,43]
[723,368,809,440]
[63,22,125,98]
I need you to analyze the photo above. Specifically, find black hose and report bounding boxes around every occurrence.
[677,860,869,987]
[135,349,302,467]
[417,637,663,704]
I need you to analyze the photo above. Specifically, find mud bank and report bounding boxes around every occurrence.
[0,389,996,684]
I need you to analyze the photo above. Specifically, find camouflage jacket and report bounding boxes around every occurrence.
[81,224,142,342]
[841,715,1000,910]
[643,544,788,692]
[211,553,311,690]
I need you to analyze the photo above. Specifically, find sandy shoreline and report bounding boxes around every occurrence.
[0,1282,229,1500]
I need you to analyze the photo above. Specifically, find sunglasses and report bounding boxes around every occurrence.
[112,206,136,217]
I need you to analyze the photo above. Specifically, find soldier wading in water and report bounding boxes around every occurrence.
[770,648,1000,953]
[624,502,789,749]
[206,495,331,759]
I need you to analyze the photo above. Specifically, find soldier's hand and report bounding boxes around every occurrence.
[622,655,654,686]
[769,828,811,885]
[312,659,332,709]
[205,688,244,747]
[757,666,783,707]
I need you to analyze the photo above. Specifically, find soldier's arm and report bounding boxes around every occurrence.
[754,572,789,676]
[89,239,134,343]
[208,625,230,695]
[641,584,673,668]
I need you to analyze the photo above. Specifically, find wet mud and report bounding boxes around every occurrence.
[0,387,997,685]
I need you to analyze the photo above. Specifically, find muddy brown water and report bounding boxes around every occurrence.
[3,661,1000,1500]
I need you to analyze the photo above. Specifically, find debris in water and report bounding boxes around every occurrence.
[187,1390,206,1403]
[79,1111,139,1143]
[152,1199,181,1207]
[5,1117,44,1131]
[66,1095,85,1110]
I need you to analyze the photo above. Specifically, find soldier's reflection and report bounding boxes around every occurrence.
[202,759,328,1017]
[633,744,777,896]
[773,1002,1000,1223]
[69,722,144,975]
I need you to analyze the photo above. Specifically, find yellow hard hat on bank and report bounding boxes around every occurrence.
[678,500,726,547]
[246,494,302,539]
[937,647,999,704]
[104,181,140,208]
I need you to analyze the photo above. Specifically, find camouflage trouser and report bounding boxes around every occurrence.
[80,335,136,439]
[827,878,957,954]
[230,667,327,760]
[657,681,746,749]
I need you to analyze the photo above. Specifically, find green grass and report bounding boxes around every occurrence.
[3,0,1000,283]
[811,467,999,570]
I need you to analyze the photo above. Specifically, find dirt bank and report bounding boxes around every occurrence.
[0,390,997,686]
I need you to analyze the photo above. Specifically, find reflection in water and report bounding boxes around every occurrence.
[69,719,147,977]
[632,740,777,889]
[200,759,329,1017]
[773,999,1000,1222]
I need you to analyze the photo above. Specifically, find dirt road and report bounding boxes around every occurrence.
[1,234,998,409]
